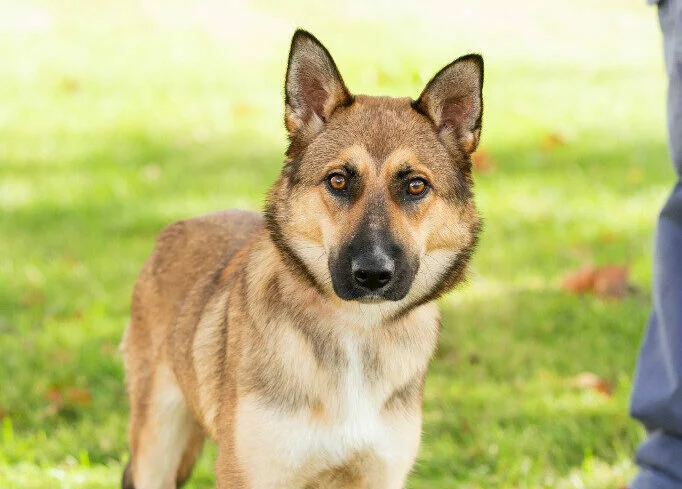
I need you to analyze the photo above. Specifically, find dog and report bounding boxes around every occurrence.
[121,29,483,489]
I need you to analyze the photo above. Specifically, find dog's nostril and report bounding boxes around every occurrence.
[354,270,369,284]
[353,269,393,290]
[377,271,392,285]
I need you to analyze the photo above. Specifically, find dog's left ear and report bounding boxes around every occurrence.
[413,54,483,155]
[284,30,352,140]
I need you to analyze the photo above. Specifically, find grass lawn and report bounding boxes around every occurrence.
[0,0,672,487]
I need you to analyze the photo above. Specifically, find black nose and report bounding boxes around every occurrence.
[352,258,394,291]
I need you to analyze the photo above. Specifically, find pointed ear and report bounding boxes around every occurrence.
[284,30,353,139]
[413,54,483,155]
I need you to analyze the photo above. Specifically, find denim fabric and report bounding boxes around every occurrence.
[630,0,682,487]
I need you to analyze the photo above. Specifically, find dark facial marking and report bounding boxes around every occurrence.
[264,196,326,295]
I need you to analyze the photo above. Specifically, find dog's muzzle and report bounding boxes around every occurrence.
[330,228,417,301]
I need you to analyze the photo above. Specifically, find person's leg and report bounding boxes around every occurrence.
[630,1,682,487]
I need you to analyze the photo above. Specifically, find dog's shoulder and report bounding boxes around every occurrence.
[140,210,263,300]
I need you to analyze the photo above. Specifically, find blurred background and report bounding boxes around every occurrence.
[0,0,671,487]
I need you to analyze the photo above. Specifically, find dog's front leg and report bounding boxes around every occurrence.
[215,442,250,489]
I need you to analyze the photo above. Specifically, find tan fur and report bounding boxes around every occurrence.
[122,30,483,489]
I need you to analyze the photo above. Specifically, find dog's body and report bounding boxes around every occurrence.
[122,31,483,489]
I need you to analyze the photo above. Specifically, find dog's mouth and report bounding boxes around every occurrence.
[329,276,414,302]
[355,295,387,304]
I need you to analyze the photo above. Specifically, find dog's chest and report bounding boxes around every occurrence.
[234,336,421,488]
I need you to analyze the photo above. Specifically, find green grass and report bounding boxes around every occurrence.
[0,0,670,487]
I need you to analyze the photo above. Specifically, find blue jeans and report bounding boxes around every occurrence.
[631,1,682,487]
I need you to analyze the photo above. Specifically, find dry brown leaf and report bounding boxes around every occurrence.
[65,387,92,406]
[43,387,63,418]
[562,264,631,301]
[541,132,567,150]
[43,385,92,418]
[561,265,597,294]
[471,150,495,173]
[45,387,62,404]
[598,231,617,243]
[573,371,614,397]
[593,265,629,301]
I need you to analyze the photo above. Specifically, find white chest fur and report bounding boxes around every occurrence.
[234,334,423,489]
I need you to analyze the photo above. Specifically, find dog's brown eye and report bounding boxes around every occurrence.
[407,178,427,196]
[329,174,347,191]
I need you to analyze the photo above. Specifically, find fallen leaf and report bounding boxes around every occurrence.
[562,264,632,301]
[599,231,617,243]
[573,371,614,397]
[43,387,63,418]
[541,132,567,150]
[44,387,62,404]
[561,265,597,294]
[65,387,92,406]
[593,265,629,300]
[43,385,92,418]
[471,150,495,173]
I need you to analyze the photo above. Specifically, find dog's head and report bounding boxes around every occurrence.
[266,30,482,308]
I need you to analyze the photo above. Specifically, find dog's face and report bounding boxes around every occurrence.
[266,30,482,307]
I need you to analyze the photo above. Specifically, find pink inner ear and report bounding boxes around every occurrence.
[299,74,330,122]
[441,95,473,133]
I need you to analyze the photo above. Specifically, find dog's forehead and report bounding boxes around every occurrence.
[326,95,451,170]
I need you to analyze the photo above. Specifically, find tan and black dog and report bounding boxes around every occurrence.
[121,29,483,489]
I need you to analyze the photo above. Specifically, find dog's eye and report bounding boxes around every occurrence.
[407,178,428,197]
[328,173,347,191]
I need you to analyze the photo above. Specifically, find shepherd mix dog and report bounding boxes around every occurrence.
[122,29,483,489]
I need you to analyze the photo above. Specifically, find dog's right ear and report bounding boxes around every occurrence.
[284,30,352,141]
